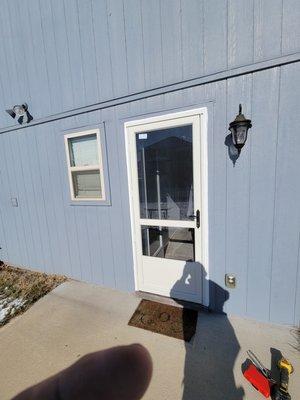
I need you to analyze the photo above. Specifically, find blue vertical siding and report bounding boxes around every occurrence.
[269,63,300,325]
[225,74,253,316]
[228,0,254,68]
[181,0,204,79]
[208,81,227,312]
[0,1,299,326]
[246,68,280,321]
[141,0,163,88]
[282,0,300,54]
[160,0,183,83]
[1,67,300,325]
[253,0,282,61]
[1,0,300,125]
[106,0,129,96]
[123,0,146,93]
[91,0,114,100]
[203,0,227,74]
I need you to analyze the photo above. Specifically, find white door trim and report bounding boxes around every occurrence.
[124,107,209,307]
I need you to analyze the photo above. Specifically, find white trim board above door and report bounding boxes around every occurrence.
[125,108,209,306]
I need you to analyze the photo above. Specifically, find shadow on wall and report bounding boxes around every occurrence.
[170,263,245,400]
[225,133,240,166]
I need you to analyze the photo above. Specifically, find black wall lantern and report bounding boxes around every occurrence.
[228,104,252,153]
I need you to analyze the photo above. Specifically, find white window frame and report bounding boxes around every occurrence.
[64,128,106,202]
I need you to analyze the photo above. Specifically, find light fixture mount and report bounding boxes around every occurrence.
[6,103,33,125]
[13,103,28,116]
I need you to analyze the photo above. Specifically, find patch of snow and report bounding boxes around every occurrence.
[0,296,26,323]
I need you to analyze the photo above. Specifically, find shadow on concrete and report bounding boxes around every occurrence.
[170,263,244,400]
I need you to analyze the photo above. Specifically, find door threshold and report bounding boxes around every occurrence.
[135,290,208,312]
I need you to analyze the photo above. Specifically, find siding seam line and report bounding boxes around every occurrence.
[1,54,300,134]
[294,232,300,325]
[268,67,281,321]
[280,0,284,55]
[50,0,63,110]
[62,0,75,107]
[159,0,164,83]
[52,122,73,277]
[34,133,55,273]
[38,0,52,113]
[224,80,228,314]
[76,0,87,104]
[179,0,184,80]
[245,74,254,315]
[139,0,147,91]
[91,1,101,100]
[105,0,115,98]
[122,0,130,94]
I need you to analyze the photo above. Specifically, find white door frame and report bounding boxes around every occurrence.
[124,107,209,307]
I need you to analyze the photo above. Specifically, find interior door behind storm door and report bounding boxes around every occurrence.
[127,112,203,304]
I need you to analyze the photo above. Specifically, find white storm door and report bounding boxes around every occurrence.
[127,111,205,304]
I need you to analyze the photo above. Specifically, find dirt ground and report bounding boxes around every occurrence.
[0,262,66,326]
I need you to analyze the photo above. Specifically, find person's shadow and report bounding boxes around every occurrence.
[170,263,244,399]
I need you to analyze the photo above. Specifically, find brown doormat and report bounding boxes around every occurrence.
[128,299,198,342]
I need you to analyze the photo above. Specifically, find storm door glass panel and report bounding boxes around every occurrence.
[141,226,195,261]
[136,125,193,220]
[69,134,99,166]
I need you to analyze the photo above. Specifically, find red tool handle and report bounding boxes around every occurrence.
[243,363,273,398]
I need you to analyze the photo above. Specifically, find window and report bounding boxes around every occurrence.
[64,129,106,201]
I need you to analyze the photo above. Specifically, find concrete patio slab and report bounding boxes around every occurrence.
[0,280,299,400]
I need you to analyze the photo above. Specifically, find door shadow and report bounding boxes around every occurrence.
[170,263,244,400]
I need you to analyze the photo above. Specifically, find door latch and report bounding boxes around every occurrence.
[188,210,200,228]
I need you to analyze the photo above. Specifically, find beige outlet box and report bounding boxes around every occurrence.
[225,274,236,288]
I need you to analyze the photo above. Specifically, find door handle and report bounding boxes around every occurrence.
[188,210,200,228]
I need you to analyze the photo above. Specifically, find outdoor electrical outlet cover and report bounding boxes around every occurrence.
[225,274,236,288]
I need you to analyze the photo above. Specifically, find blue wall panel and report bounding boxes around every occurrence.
[0,66,300,325]
[123,0,146,94]
[106,0,129,96]
[282,0,300,55]
[225,74,252,316]
[77,0,100,106]
[208,81,227,311]
[203,0,227,74]
[269,63,300,325]
[181,0,204,79]
[1,0,299,127]
[246,68,280,321]
[91,0,114,101]
[228,0,254,68]
[141,0,163,89]
[254,0,282,62]
[161,0,183,83]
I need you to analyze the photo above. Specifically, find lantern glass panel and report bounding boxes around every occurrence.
[234,124,248,146]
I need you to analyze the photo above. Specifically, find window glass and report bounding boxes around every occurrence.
[72,170,102,198]
[69,134,99,167]
[141,226,195,261]
[136,125,193,221]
